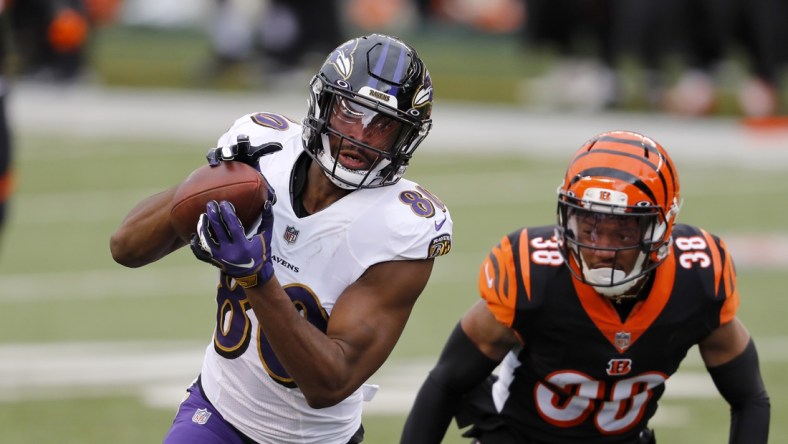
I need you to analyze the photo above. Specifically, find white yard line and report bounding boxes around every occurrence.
[0,338,785,416]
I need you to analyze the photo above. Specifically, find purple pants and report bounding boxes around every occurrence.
[162,381,255,444]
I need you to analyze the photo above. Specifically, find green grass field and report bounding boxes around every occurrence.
[0,127,786,443]
[0,24,786,444]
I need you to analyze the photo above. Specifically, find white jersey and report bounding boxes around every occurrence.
[199,112,453,443]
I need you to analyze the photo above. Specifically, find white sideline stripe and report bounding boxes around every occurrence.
[10,83,788,169]
[0,266,215,302]
[0,339,785,414]
[1,234,787,303]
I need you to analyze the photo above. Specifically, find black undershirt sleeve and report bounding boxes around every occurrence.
[706,339,770,444]
[400,322,501,444]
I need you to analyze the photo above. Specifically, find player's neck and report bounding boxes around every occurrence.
[302,161,352,214]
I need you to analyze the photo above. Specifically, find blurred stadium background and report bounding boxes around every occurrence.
[0,0,787,443]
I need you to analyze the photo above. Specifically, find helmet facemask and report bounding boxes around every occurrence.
[556,188,677,298]
[310,84,425,189]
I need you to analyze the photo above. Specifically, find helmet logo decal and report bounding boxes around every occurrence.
[413,71,434,109]
[582,187,628,210]
[328,39,359,80]
[359,86,397,107]
[414,86,433,107]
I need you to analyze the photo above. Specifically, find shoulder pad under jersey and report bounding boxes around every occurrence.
[478,225,560,327]
[217,112,302,149]
[347,180,453,265]
[669,223,739,323]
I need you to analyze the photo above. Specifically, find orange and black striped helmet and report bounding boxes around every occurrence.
[556,131,682,294]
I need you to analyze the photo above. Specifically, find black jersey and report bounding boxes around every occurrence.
[477,224,739,443]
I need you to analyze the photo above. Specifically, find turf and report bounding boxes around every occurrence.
[0,24,785,444]
[0,130,786,443]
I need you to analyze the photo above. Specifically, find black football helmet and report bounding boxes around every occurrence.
[302,34,434,189]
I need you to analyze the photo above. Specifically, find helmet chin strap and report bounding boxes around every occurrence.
[316,134,391,190]
[581,252,646,299]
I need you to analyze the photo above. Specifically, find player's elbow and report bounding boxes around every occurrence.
[109,228,149,268]
[110,230,137,267]
[301,385,355,409]
[304,395,340,409]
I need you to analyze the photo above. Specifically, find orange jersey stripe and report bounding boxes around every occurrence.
[478,234,519,327]
[718,238,740,323]
[518,228,532,301]
[700,228,739,323]
[701,228,723,295]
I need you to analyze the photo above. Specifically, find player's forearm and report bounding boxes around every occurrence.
[401,323,501,443]
[247,277,360,408]
[401,374,457,443]
[707,339,770,444]
[110,187,185,267]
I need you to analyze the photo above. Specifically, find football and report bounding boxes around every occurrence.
[170,162,268,242]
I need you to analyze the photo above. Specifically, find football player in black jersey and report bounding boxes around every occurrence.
[401,130,769,444]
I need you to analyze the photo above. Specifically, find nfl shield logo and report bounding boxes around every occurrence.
[615,331,631,351]
[284,225,299,244]
[192,408,212,425]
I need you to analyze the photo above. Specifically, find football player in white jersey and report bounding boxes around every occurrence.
[110,34,451,444]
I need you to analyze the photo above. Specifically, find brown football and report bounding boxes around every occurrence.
[170,162,268,242]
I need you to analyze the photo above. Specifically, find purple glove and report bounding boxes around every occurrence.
[206,134,282,169]
[190,200,274,288]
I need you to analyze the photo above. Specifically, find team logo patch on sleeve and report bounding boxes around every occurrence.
[428,234,452,258]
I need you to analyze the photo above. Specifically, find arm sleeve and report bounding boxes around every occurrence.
[400,323,500,444]
[706,339,770,444]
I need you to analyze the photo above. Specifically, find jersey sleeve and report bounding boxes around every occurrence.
[216,112,301,151]
[478,233,518,328]
[477,227,558,329]
[701,229,740,324]
[673,224,740,324]
[348,182,453,266]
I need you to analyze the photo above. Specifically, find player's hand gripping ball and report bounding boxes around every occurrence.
[170,162,268,242]
[190,199,275,288]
